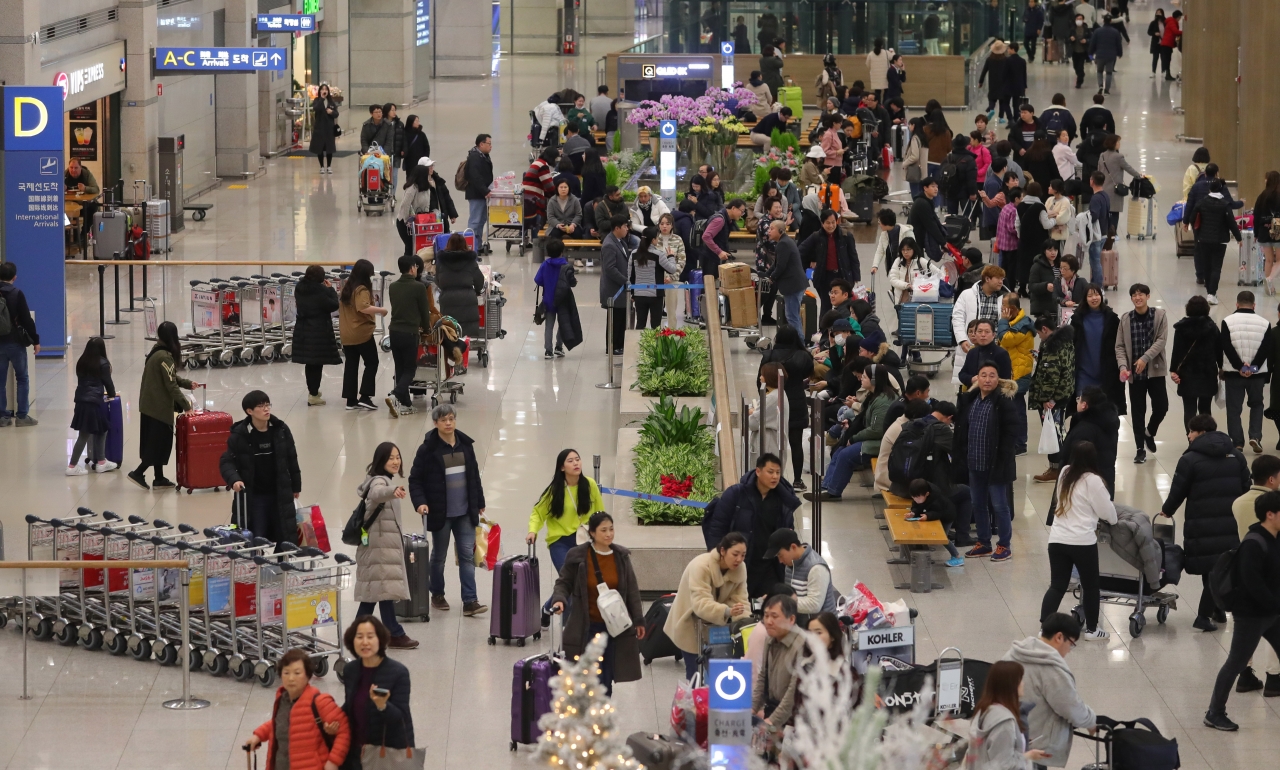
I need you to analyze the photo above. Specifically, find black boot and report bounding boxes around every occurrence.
[1265,673,1280,697]
[1237,666,1264,693]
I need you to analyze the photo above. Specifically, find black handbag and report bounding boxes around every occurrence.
[1114,182,1131,198]
[533,286,546,325]
[1107,717,1181,770]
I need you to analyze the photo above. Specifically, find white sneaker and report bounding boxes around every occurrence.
[93,460,119,473]
[66,465,89,476]
[1082,627,1109,641]
[1207,294,1219,305]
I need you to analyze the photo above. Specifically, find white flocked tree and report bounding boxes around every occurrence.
[535,632,641,770]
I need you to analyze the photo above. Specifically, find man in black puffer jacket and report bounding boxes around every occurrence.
[220,390,302,545]
[1162,413,1251,632]
[1187,178,1243,303]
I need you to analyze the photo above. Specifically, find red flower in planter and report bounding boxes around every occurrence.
[660,474,696,499]
[657,328,687,338]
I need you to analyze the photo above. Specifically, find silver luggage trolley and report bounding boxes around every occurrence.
[410,317,466,407]
[474,265,507,367]
[486,185,525,254]
[1071,509,1180,638]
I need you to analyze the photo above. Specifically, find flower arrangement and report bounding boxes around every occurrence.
[627,94,734,130]
[688,115,750,146]
[754,145,800,172]
[703,82,761,110]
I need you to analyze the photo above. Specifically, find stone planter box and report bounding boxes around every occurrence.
[618,329,739,425]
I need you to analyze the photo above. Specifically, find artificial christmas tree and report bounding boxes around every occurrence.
[535,633,642,770]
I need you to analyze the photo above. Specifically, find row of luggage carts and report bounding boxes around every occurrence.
[6,508,353,687]
[173,267,400,369]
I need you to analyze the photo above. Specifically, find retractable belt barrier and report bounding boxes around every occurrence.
[599,486,710,509]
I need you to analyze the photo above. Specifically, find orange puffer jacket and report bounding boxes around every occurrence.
[254,685,351,770]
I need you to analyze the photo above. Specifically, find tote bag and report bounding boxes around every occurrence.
[361,745,426,770]
[590,549,633,637]
[1038,411,1060,455]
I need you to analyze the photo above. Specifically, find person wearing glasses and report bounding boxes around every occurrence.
[220,390,302,544]
[1003,612,1097,768]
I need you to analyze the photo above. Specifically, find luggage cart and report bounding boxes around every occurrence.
[411,317,467,407]
[474,265,507,367]
[1071,511,1180,638]
[357,144,391,216]
[487,184,525,254]
[892,301,955,379]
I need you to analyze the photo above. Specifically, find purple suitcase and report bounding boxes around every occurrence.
[489,545,541,645]
[687,269,704,319]
[510,647,558,749]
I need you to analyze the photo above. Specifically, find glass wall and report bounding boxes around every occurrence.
[664,0,1011,58]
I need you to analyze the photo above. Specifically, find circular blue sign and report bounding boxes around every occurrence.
[721,41,735,56]
[660,121,677,138]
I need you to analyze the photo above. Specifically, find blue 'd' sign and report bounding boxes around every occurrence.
[0,86,66,355]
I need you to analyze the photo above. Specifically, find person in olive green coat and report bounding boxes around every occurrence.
[128,321,194,490]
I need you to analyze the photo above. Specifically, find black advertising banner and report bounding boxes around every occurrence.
[69,121,97,161]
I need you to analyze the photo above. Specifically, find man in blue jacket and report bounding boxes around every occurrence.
[702,454,801,598]
[1088,14,1125,94]
[1023,0,1046,61]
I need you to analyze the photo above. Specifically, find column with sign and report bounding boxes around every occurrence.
[659,120,678,209]
[1,87,66,356]
[720,41,735,90]
[708,659,752,770]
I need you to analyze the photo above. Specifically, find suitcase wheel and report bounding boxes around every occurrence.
[533,631,541,641]
[487,636,496,645]
[510,741,517,752]
[516,638,525,647]
[420,615,429,623]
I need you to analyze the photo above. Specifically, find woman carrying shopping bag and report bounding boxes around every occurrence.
[549,512,646,697]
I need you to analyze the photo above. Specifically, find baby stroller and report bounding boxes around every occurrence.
[528,110,559,162]
[357,143,391,216]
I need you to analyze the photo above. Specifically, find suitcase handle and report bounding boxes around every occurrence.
[192,382,209,412]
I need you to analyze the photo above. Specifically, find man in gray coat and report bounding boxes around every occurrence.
[1088,14,1125,94]
[1115,283,1168,464]
[766,221,808,331]
[600,215,636,355]
[1004,613,1097,769]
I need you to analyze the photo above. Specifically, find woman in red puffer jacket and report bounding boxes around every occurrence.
[249,649,350,770]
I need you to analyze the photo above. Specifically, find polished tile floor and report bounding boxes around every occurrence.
[3,7,1280,769]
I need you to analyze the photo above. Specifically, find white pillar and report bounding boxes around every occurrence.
[435,0,493,78]
[216,0,261,176]
[350,0,414,109]
[118,0,160,189]
[506,0,561,54]
[319,0,351,98]
[0,0,41,86]
[583,0,632,36]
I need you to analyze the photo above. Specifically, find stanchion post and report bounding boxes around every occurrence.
[810,391,823,547]
[163,568,210,710]
[20,569,29,701]
[97,264,115,340]
[740,395,750,476]
[777,369,786,460]
[122,265,142,312]
[596,288,625,389]
[105,262,128,326]
[593,454,601,486]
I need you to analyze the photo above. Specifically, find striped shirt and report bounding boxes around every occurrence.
[996,203,1020,252]
[443,450,468,518]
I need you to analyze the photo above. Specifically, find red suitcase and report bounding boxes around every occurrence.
[176,384,233,494]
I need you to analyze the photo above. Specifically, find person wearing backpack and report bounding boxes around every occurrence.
[351,442,419,650]
[0,261,39,427]
[940,134,978,216]
[1162,413,1251,633]
[1203,489,1280,731]
[463,133,494,255]
[1039,94,1077,143]
[875,398,932,496]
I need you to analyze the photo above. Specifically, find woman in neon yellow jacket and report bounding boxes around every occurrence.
[526,448,605,622]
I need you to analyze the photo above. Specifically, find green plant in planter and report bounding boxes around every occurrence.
[752,161,776,197]
[638,396,710,447]
[634,327,710,396]
[605,161,620,189]
[770,128,799,153]
[614,130,622,153]
[633,396,717,525]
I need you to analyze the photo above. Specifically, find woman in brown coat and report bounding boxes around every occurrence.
[550,512,646,696]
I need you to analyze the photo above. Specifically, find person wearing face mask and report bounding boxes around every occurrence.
[1067,14,1092,89]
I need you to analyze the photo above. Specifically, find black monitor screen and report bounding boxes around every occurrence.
[623,78,710,101]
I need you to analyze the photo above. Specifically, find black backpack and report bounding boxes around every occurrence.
[1042,108,1068,137]
[888,418,935,486]
[340,496,385,547]
[1208,531,1267,611]
[0,288,11,338]
[938,155,962,196]
[1108,717,1181,770]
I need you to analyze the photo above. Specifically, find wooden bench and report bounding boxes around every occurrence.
[881,505,950,593]
[535,229,600,266]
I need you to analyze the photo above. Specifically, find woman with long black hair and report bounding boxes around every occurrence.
[1040,441,1117,641]
[1254,171,1280,293]
[401,114,430,175]
[353,441,420,649]
[632,226,681,329]
[127,321,194,490]
[291,265,342,406]
[309,83,338,173]
[759,325,815,490]
[67,336,116,475]
[338,259,387,411]
[527,448,605,621]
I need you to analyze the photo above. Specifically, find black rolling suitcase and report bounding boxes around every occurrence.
[639,593,682,664]
[394,534,431,622]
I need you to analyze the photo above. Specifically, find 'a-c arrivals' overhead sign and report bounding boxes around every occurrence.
[155,48,287,72]
[0,87,66,355]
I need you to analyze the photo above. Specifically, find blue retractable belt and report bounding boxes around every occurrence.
[599,486,710,509]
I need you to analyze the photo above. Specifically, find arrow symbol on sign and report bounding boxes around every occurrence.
[270,52,282,65]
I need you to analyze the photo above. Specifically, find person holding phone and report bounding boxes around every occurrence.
[338,616,414,769]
